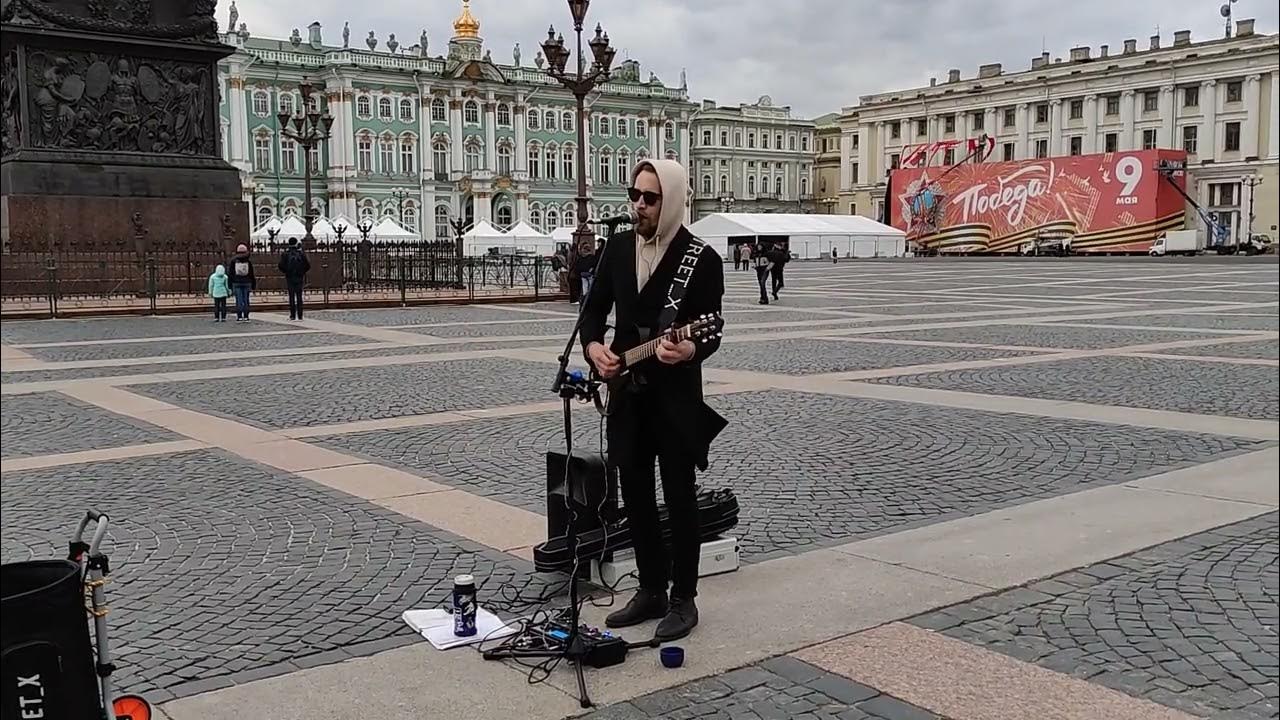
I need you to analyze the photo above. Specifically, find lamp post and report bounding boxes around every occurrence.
[1242,175,1262,244]
[541,0,617,262]
[390,187,412,227]
[277,77,334,247]
[249,181,266,229]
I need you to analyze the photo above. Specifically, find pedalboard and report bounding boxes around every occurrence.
[544,620,629,668]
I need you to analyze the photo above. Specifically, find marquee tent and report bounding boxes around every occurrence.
[370,216,420,243]
[686,213,906,259]
[461,219,509,256]
[503,221,556,255]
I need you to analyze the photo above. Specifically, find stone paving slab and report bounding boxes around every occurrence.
[870,355,1280,420]
[706,338,1045,375]
[1067,314,1279,332]
[20,331,375,362]
[399,319,577,338]
[581,657,941,720]
[314,390,1265,560]
[913,513,1279,719]
[130,357,558,428]
[859,323,1239,349]
[309,305,557,326]
[0,391,178,458]
[0,316,310,344]
[1156,340,1280,361]
[0,449,550,698]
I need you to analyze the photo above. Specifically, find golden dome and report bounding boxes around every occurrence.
[453,0,480,38]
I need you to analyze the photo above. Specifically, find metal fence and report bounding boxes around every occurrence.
[0,241,561,317]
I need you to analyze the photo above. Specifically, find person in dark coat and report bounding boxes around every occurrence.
[227,243,257,321]
[581,158,724,642]
[752,241,772,304]
[767,242,789,300]
[277,237,311,320]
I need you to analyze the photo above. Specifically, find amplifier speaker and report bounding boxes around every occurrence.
[546,449,618,541]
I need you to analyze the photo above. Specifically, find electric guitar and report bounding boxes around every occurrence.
[597,313,724,410]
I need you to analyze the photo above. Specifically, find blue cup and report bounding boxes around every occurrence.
[660,646,685,669]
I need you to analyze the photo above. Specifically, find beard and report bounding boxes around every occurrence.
[636,216,658,238]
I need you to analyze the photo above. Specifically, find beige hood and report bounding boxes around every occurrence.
[630,158,689,244]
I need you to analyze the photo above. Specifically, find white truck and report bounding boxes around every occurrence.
[1149,230,1203,257]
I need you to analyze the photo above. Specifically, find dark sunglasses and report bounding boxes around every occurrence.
[627,187,662,205]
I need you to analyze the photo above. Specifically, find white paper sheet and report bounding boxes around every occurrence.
[401,607,517,651]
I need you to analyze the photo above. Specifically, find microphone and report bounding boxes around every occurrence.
[597,208,636,227]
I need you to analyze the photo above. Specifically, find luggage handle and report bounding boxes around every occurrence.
[71,509,110,558]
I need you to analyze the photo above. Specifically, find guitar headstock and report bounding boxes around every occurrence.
[685,312,724,343]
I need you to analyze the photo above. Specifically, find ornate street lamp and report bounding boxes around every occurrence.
[390,187,412,226]
[541,1,616,262]
[277,77,334,247]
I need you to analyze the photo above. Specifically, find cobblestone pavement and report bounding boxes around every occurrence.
[860,323,1239,349]
[316,390,1265,559]
[0,392,177,458]
[0,316,310,344]
[1068,314,1280,331]
[1159,340,1280,360]
[706,338,1045,374]
[582,657,941,720]
[131,357,558,428]
[401,319,578,337]
[913,513,1279,719]
[20,331,374,362]
[310,304,563,326]
[0,450,549,699]
[870,355,1280,420]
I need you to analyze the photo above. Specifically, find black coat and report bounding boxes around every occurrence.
[581,226,725,469]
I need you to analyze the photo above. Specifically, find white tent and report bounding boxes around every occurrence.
[461,219,509,256]
[504,221,556,255]
[371,216,420,243]
[687,213,906,259]
[550,225,606,248]
[251,215,309,244]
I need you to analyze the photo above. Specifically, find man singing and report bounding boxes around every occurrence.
[581,159,725,642]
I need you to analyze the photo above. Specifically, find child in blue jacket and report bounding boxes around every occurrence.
[208,264,230,321]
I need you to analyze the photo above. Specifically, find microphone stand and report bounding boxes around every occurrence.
[484,218,628,709]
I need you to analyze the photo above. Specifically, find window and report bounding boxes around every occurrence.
[356,95,372,119]
[943,114,955,133]
[1035,104,1049,123]
[527,109,540,131]
[702,129,712,146]
[1069,136,1083,155]
[799,176,808,196]
[1183,87,1199,108]
[544,144,557,180]
[849,161,859,183]
[403,205,418,231]
[562,145,574,179]
[400,140,414,173]
[720,130,728,146]
[496,103,511,127]
[1210,182,1238,206]
[563,110,575,132]
[464,100,479,124]
[306,93,319,114]
[1226,81,1242,103]
[1034,138,1048,158]
[279,93,294,116]
[616,117,627,137]
[378,97,393,121]
[1224,121,1241,151]
[747,132,755,148]
[801,135,809,151]
[917,118,929,137]
[1104,132,1118,153]
[279,138,296,173]
[357,136,372,172]
[253,135,272,170]
[1143,91,1158,113]
[496,144,512,176]
[1105,95,1120,115]
[598,150,611,184]
[665,121,675,142]
[701,175,712,195]
[399,98,413,122]
[761,133,769,149]
[1069,99,1083,120]
[544,109,557,132]
[971,112,984,131]
[1002,142,1015,161]
[942,148,954,165]
[734,132,742,147]
[889,121,900,140]
[1142,129,1157,150]
[719,175,728,193]
[616,150,629,185]
[546,208,559,229]
[774,176,783,196]
[256,204,273,226]
[747,176,755,196]
[1003,107,1016,128]
[788,135,797,150]
[851,134,859,150]
[598,116,610,137]
[635,119,646,137]
[435,205,451,239]
[890,153,901,169]
[308,145,319,173]
[530,207,543,231]
[1182,126,1198,154]
[527,143,541,179]
[431,97,446,122]
[379,138,395,172]
[564,205,576,227]
[432,141,448,175]
[252,90,269,116]
[775,133,783,148]
[495,204,513,228]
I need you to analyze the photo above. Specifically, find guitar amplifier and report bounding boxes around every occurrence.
[546,449,618,541]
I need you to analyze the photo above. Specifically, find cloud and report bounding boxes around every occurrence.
[225,0,1278,118]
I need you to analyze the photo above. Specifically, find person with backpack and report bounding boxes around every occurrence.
[768,242,789,301]
[753,241,773,305]
[207,264,230,322]
[227,243,257,321]
[277,237,311,320]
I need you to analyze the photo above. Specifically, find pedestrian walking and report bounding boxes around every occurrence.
[575,244,597,301]
[207,264,230,322]
[753,243,772,305]
[228,243,256,321]
[277,237,311,320]
[740,243,752,272]
[768,243,789,301]
[831,246,839,264]
[732,243,742,270]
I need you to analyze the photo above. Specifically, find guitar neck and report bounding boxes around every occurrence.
[622,325,690,368]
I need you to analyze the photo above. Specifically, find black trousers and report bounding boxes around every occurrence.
[618,428,701,600]
[770,267,784,295]
[213,297,227,320]
[286,280,304,318]
[755,267,770,301]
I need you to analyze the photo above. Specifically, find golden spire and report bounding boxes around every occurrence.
[452,0,480,39]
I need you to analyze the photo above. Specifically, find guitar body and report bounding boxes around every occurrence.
[597,313,723,417]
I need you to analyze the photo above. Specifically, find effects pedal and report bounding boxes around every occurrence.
[545,620,629,668]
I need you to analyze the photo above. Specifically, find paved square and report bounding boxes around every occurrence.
[20,331,373,362]
[706,338,1046,374]
[0,392,177,458]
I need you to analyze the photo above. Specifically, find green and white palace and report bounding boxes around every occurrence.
[217,0,696,240]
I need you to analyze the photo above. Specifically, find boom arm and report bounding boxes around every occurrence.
[1158,170,1227,246]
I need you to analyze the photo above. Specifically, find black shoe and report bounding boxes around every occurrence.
[605,589,668,629]
[655,597,698,642]
[772,291,778,300]
[758,299,769,305]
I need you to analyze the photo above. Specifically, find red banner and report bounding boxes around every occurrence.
[889,150,1188,253]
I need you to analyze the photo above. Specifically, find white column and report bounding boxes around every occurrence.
[514,100,528,174]
[983,108,997,145]
[926,114,938,143]
[1269,72,1279,159]
[227,76,249,168]
[677,118,690,170]
[1084,95,1098,154]
[1016,103,1030,158]
[449,94,463,176]
[1120,90,1136,150]
[957,110,969,143]
[1242,74,1262,158]
[516,192,529,222]
[649,116,661,158]
[1048,99,1063,156]
[856,125,870,182]
[839,132,853,189]
[875,122,886,177]
[416,82,432,222]
[1157,86,1174,151]
[483,101,497,171]
[1201,80,1218,161]
[475,192,492,223]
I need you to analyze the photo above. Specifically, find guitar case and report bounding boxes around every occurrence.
[532,488,739,573]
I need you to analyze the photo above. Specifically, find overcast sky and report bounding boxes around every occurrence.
[226,0,1279,118]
